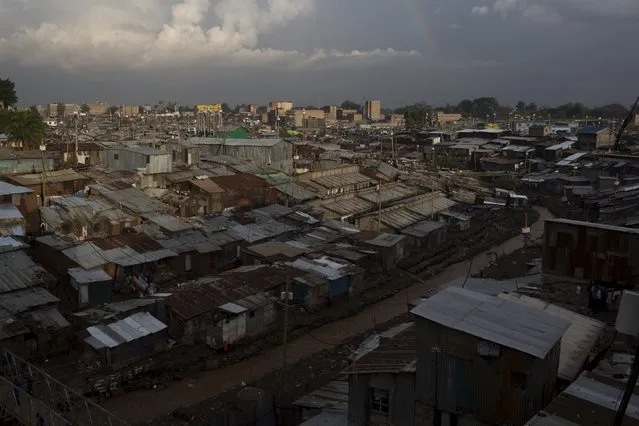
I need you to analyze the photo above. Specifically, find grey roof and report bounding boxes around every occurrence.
[0,203,23,220]
[85,312,167,349]
[0,287,59,313]
[190,137,284,147]
[276,182,317,201]
[299,410,347,426]
[294,380,349,410]
[30,307,70,331]
[525,373,639,425]
[410,286,570,359]
[401,220,446,238]
[363,233,406,248]
[147,215,193,233]
[0,250,53,293]
[546,218,639,235]
[253,203,294,218]
[446,277,520,296]
[68,267,112,284]
[0,181,32,196]
[499,293,605,381]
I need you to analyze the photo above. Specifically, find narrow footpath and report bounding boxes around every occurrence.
[102,207,552,423]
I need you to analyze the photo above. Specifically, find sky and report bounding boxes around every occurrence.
[1,0,638,108]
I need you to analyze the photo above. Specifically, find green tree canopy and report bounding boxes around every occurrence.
[340,100,361,112]
[0,78,18,108]
[56,102,65,117]
[5,110,47,150]
[107,105,119,115]
[80,104,90,114]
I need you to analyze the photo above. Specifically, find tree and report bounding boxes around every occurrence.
[457,99,474,116]
[5,110,46,150]
[515,101,526,111]
[527,102,538,112]
[56,102,66,117]
[29,105,39,114]
[80,103,90,114]
[0,78,18,109]
[107,105,120,116]
[341,100,361,112]
[472,97,499,120]
[404,103,434,129]
[221,103,231,113]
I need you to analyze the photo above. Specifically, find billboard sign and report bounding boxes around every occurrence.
[196,104,222,113]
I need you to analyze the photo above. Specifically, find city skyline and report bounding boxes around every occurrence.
[1,0,637,107]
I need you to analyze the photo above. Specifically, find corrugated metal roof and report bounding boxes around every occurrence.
[219,302,247,314]
[0,204,23,220]
[401,220,446,238]
[0,181,32,196]
[245,241,305,260]
[189,178,226,194]
[30,307,70,331]
[411,287,570,359]
[363,233,406,248]
[525,373,639,426]
[211,173,270,191]
[546,218,639,235]
[253,204,294,218]
[357,183,419,204]
[379,208,426,230]
[276,182,317,201]
[190,137,284,147]
[0,250,53,293]
[290,258,350,281]
[406,194,457,217]
[10,169,87,186]
[498,293,605,381]
[321,198,374,217]
[0,236,26,250]
[85,312,167,349]
[311,173,374,190]
[299,410,347,426]
[348,323,416,374]
[68,267,112,284]
[446,277,519,296]
[294,380,349,410]
[556,152,587,166]
[0,287,59,313]
[148,215,193,233]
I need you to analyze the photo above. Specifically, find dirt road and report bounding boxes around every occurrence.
[102,207,552,424]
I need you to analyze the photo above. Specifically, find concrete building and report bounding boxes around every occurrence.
[323,105,338,120]
[292,109,326,127]
[269,101,293,118]
[390,114,405,128]
[48,103,77,117]
[88,103,109,116]
[436,112,462,124]
[364,100,381,121]
[576,126,615,150]
[119,105,140,116]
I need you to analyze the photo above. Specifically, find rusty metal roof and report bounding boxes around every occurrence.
[211,173,270,191]
[347,323,416,374]
[93,233,163,252]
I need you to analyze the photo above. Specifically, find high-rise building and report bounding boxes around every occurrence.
[269,101,294,113]
[364,100,381,121]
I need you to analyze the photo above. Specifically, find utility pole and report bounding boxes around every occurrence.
[282,278,290,368]
[74,114,79,165]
